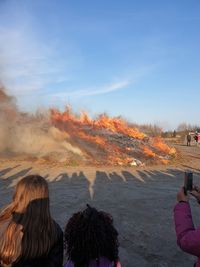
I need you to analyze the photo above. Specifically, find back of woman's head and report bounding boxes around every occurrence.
[64,204,119,267]
[0,175,57,266]
[13,175,49,213]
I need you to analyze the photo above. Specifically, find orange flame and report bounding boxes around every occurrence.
[93,114,146,139]
[50,107,176,166]
[153,137,176,155]
[160,159,169,165]
[143,146,156,158]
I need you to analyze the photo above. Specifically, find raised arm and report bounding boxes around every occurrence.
[174,188,200,257]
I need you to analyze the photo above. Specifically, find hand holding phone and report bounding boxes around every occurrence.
[177,187,189,202]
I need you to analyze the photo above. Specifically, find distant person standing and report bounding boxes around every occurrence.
[194,132,198,145]
[187,133,191,146]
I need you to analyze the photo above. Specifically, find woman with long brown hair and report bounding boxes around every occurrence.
[0,175,63,267]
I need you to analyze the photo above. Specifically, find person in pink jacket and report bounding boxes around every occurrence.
[174,186,200,267]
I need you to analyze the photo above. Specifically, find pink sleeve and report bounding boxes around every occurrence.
[174,202,200,256]
[117,261,121,267]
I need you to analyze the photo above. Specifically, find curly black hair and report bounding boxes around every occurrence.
[64,204,119,267]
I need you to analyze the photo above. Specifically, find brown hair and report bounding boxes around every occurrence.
[0,175,58,267]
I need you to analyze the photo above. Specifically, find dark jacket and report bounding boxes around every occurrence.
[11,222,63,267]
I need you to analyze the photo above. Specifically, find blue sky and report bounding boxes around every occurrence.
[0,0,199,130]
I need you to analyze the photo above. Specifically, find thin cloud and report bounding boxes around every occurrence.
[49,64,156,99]
[51,80,130,98]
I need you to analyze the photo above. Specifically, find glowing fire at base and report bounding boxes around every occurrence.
[50,107,176,166]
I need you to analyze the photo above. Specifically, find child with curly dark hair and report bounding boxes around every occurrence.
[64,204,121,267]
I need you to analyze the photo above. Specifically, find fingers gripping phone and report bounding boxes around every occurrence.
[184,172,193,194]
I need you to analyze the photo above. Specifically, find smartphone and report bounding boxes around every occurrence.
[184,172,193,194]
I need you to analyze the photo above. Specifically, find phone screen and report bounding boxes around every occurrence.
[184,172,193,191]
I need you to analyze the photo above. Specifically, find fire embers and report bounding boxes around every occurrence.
[50,107,176,166]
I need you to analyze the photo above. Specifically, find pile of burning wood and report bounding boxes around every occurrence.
[50,107,176,166]
[0,86,176,166]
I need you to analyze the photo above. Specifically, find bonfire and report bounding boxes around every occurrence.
[0,86,176,166]
[50,106,176,166]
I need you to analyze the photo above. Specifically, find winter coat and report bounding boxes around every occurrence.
[187,135,192,141]
[64,257,121,267]
[174,202,200,267]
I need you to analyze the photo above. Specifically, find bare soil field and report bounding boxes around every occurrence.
[0,143,200,267]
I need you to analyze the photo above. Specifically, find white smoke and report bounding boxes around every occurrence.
[0,85,83,162]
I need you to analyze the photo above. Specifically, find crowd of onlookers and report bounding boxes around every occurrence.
[187,132,200,146]
[1,174,200,267]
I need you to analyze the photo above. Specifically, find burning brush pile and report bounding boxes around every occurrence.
[50,107,176,166]
[0,86,176,166]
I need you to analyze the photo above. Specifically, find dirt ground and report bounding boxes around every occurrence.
[0,143,200,267]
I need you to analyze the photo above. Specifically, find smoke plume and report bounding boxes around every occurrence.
[0,84,83,162]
